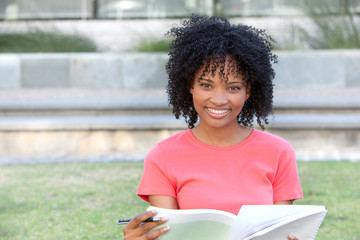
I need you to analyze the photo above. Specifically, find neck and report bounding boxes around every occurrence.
[191,122,252,147]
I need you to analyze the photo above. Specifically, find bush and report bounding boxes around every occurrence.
[136,38,172,52]
[298,0,360,49]
[0,29,97,53]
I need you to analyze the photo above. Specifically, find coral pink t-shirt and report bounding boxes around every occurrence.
[137,129,303,215]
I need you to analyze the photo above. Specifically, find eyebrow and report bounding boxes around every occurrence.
[198,77,245,87]
[198,77,213,82]
[226,80,243,84]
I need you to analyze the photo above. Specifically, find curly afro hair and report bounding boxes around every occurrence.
[166,14,278,130]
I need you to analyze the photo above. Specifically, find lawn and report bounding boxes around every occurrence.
[0,161,359,240]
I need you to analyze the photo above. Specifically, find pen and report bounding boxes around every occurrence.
[117,217,162,225]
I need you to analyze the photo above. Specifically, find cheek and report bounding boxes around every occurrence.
[190,88,199,102]
[191,91,205,112]
[192,94,200,108]
[231,95,247,111]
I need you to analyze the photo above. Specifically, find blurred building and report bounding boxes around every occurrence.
[1,0,359,20]
[1,0,359,52]
[0,0,302,20]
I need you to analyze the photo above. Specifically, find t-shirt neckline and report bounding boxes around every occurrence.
[185,128,258,151]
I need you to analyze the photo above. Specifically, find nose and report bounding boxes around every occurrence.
[210,89,228,106]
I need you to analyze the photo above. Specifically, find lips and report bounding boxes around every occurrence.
[206,107,230,118]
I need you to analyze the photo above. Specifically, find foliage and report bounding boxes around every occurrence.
[298,0,360,49]
[136,38,172,52]
[0,161,359,239]
[0,29,97,53]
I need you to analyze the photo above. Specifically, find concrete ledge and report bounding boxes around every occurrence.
[273,97,360,109]
[0,154,147,165]
[295,151,360,162]
[1,50,360,89]
[0,98,169,111]
[2,150,360,165]
[0,95,358,130]
[269,114,360,129]
[0,96,359,111]
[0,114,359,131]
[0,127,359,164]
[0,53,168,89]
[272,50,360,88]
[0,115,186,131]
[22,54,70,87]
[0,55,20,88]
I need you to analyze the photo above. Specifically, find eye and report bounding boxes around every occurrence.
[200,83,212,88]
[228,86,241,91]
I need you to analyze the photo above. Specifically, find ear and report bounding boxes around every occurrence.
[246,83,251,100]
[189,86,194,95]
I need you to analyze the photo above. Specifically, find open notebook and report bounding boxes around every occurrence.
[147,205,327,240]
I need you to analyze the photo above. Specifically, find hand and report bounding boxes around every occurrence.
[123,210,169,240]
[288,234,299,240]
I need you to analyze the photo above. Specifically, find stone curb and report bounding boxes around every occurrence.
[0,114,359,131]
[0,96,359,110]
[1,51,360,89]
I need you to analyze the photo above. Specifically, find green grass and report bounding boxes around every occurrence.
[0,161,359,239]
[296,161,360,240]
[0,30,97,53]
[0,162,146,240]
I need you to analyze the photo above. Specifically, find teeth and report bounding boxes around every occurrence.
[208,108,229,114]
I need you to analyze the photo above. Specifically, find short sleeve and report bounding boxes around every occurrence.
[137,144,176,202]
[272,143,303,202]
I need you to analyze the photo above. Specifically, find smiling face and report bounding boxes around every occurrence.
[190,58,251,131]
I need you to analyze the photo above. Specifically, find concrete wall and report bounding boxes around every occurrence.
[0,53,168,89]
[1,50,359,90]
[0,50,359,164]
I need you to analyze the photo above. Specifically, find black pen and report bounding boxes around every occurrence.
[117,217,162,225]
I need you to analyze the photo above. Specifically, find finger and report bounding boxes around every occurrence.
[145,225,170,240]
[135,216,168,236]
[126,210,158,229]
[124,220,168,240]
[123,210,157,238]
[123,211,168,239]
[288,234,299,240]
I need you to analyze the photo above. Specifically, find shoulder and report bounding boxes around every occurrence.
[253,129,292,146]
[156,129,192,149]
[250,129,295,155]
[250,130,297,167]
[146,130,191,158]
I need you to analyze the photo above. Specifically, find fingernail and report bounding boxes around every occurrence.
[288,234,295,240]
[163,226,170,232]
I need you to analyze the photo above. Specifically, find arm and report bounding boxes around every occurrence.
[274,200,294,205]
[149,195,179,209]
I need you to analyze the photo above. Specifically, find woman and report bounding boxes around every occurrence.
[123,14,303,240]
